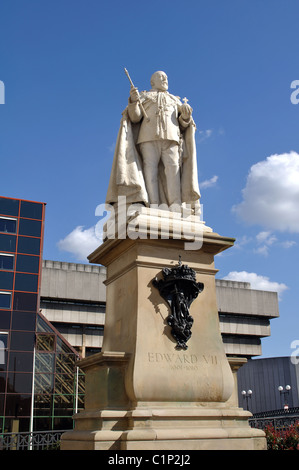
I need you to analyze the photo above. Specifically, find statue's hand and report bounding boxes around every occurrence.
[180,103,193,121]
[130,86,139,103]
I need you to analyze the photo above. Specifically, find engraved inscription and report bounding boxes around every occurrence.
[147,352,218,371]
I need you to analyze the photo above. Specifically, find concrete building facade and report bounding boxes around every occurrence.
[40,260,279,359]
[40,260,106,356]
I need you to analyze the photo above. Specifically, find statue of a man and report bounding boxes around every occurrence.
[106,71,200,212]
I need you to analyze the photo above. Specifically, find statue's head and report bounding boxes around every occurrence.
[150,71,168,91]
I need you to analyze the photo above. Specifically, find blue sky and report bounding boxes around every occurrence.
[0,0,299,359]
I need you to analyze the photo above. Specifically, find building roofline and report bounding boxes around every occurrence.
[0,195,47,205]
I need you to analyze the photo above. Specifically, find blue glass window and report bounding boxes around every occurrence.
[14,273,38,293]
[0,217,17,234]
[0,292,12,309]
[7,372,33,394]
[18,219,41,237]
[0,198,19,217]
[0,310,11,329]
[0,373,6,393]
[10,331,35,351]
[0,271,14,290]
[11,311,36,331]
[16,254,39,274]
[0,234,16,252]
[17,236,40,255]
[13,292,37,311]
[5,394,32,417]
[20,201,43,220]
[8,351,33,372]
[0,254,14,270]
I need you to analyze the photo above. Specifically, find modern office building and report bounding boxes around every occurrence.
[0,196,84,434]
[237,356,299,414]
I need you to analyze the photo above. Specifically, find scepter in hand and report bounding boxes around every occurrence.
[124,68,150,122]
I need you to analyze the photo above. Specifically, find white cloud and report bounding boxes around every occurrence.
[234,235,252,250]
[197,129,213,143]
[204,129,213,138]
[254,245,270,257]
[281,240,297,249]
[222,271,288,300]
[199,175,218,189]
[233,231,296,256]
[256,231,275,244]
[254,231,278,256]
[233,151,299,232]
[57,225,101,261]
[108,142,116,153]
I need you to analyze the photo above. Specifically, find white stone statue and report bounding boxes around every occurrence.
[106,70,201,213]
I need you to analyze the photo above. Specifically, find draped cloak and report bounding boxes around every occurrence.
[105,105,201,210]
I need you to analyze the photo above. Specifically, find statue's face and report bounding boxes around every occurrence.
[151,71,168,91]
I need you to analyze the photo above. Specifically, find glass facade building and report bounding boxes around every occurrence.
[0,196,84,434]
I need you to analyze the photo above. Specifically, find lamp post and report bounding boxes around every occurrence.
[241,389,253,410]
[278,385,291,411]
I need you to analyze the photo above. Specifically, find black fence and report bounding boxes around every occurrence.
[249,407,299,430]
[0,429,69,450]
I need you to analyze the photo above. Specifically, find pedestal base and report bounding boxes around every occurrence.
[61,219,266,451]
[62,389,266,451]
[61,407,266,450]
[61,352,266,451]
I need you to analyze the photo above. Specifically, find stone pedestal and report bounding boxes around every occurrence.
[61,211,266,450]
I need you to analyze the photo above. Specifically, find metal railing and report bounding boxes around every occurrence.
[0,429,69,451]
[249,407,299,430]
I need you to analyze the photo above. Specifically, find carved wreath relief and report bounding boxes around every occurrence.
[153,257,204,350]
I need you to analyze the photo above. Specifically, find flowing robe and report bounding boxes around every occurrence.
[105,92,201,210]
